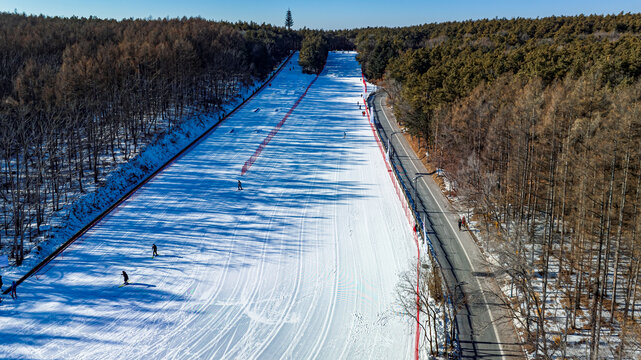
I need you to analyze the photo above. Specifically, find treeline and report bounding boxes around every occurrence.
[357,13,641,124]
[0,13,299,265]
[297,29,358,73]
[298,33,328,74]
[354,13,641,357]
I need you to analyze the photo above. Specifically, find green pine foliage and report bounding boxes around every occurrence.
[298,33,328,74]
[285,9,293,30]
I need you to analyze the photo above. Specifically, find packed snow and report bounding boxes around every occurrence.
[0,52,417,359]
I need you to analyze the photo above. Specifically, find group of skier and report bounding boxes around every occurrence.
[0,275,19,302]
[457,216,467,231]
[121,178,243,286]
[120,243,158,286]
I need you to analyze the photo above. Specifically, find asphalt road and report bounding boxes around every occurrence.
[370,91,524,359]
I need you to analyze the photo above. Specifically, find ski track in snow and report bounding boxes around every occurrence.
[0,52,416,360]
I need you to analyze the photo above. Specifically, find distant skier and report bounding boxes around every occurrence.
[152,244,158,258]
[237,180,243,191]
[458,219,462,231]
[10,280,17,300]
[461,216,466,229]
[359,104,361,110]
[0,275,3,291]
[122,271,129,285]
[343,131,346,138]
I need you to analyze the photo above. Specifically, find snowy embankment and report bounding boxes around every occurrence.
[0,52,417,359]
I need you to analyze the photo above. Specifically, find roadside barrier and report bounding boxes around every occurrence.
[366,90,462,358]
[361,85,421,360]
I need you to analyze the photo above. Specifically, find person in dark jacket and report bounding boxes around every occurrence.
[152,244,158,258]
[122,271,129,285]
[0,275,3,291]
[10,281,17,300]
[237,180,243,191]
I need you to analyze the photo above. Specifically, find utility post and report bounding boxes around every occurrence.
[387,130,403,160]
[413,172,431,224]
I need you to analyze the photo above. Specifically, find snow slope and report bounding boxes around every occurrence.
[0,52,416,359]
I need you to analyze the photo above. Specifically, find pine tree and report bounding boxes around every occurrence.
[285,9,293,30]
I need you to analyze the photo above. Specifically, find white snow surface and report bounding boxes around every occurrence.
[0,52,416,359]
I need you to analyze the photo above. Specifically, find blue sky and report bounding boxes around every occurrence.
[1,0,640,29]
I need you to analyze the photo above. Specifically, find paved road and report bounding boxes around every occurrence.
[370,92,524,359]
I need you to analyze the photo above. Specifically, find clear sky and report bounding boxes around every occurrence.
[1,0,640,30]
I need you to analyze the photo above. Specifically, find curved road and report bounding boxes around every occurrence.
[370,91,525,359]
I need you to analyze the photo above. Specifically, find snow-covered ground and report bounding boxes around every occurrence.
[0,52,417,359]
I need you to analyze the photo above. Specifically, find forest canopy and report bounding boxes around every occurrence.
[298,33,328,74]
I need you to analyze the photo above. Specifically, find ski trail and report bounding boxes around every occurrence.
[0,52,416,360]
[252,111,326,358]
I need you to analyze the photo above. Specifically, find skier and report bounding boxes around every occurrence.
[461,216,466,229]
[359,104,361,110]
[237,180,243,191]
[458,219,462,231]
[343,131,346,138]
[122,271,129,285]
[152,244,158,258]
[10,280,17,300]
[0,274,3,291]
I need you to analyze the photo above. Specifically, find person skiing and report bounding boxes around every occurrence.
[0,275,3,291]
[461,216,466,229]
[122,271,129,285]
[237,180,243,191]
[10,280,17,300]
[152,244,158,258]
[458,219,462,231]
